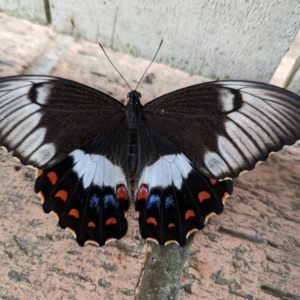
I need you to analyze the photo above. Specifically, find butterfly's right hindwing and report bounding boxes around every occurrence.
[134,126,233,246]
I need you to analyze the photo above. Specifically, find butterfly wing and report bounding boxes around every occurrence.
[0,75,124,168]
[0,75,130,246]
[135,125,233,245]
[35,124,130,246]
[144,81,300,179]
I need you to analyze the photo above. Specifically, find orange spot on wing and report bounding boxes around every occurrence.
[47,171,58,185]
[68,208,80,218]
[117,185,128,200]
[37,169,44,177]
[210,178,217,185]
[146,217,157,226]
[106,217,117,225]
[88,221,96,228]
[185,210,195,220]
[54,190,68,202]
[168,223,175,228]
[137,184,148,200]
[198,191,211,202]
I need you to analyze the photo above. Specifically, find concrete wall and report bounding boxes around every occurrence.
[1,0,300,82]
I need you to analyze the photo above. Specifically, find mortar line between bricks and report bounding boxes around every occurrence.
[134,249,151,295]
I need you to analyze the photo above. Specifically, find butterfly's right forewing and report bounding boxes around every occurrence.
[144,81,300,180]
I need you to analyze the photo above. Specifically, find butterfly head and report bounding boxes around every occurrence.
[127,90,142,104]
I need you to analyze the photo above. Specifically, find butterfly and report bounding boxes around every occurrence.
[0,74,300,247]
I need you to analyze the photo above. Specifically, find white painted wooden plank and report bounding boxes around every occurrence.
[270,29,300,87]
[0,0,47,24]
[285,58,300,95]
[49,0,300,81]
[282,31,300,95]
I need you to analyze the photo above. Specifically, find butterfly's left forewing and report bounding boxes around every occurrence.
[0,76,124,168]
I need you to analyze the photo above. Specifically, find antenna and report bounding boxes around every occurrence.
[135,39,163,90]
[99,39,163,91]
[99,43,132,91]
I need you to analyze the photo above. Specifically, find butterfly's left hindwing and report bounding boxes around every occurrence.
[35,146,129,246]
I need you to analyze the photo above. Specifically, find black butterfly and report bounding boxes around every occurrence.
[0,75,299,246]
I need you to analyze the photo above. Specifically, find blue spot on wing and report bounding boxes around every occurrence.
[89,193,119,212]
[104,194,119,209]
[147,194,161,210]
[89,194,100,213]
[165,195,174,209]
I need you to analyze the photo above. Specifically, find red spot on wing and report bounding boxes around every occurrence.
[168,223,175,228]
[198,191,211,202]
[47,171,58,185]
[88,221,96,228]
[137,184,148,200]
[117,185,128,200]
[68,208,80,218]
[106,217,117,225]
[146,217,157,226]
[210,178,217,185]
[37,169,43,177]
[54,190,68,202]
[185,210,195,220]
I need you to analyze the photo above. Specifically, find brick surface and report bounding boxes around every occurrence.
[0,13,299,300]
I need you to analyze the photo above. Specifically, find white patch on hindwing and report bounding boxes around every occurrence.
[70,149,126,189]
[138,154,193,189]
